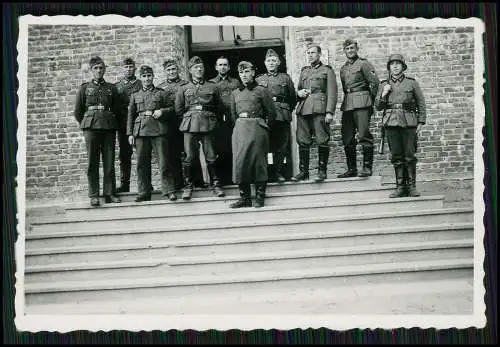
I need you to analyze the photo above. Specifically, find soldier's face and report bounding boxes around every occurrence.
[91,63,106,80]
[239,68,255,85]
[389,61,404,75]
[215,59,230,76]
[344,44,359,59]
[123,64,136,78]
[265,56,280,72]
[306,47,321,65]
[165,65,178,80]
[140,72,154,88]
[190,63,205,80]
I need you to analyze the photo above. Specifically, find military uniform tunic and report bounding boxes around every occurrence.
[374,74,426,166]
[115,77,142,188]
[230,81,278,184]
[74,78,121,198]
[127,86,176,196]
[175,79,222,166]
[295,61,338,148]
[209,75,242,185]
[339,56,380,149]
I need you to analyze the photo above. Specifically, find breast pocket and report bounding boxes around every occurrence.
[310,74,326,90]
[85,88,98,104]
[152,95,162,109]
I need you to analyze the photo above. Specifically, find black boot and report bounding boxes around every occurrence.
[274,152,286,183]
[229,184,252,208]
[402,164,410,197]
[181,164,193,200]
[358,146,374,177]
[407,162,421,197]
[389,164,406,198]
[314,146,329,183]
[291,147,310,182]
[254,182,267,208]
[117,167,131,193]
[207,162,225,197]
[337,146,358,178]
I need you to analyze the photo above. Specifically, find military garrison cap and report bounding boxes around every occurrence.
[237,61,255,72]
[123,57,135,66]
[343,39,358,48]
[162,58,177,69]
[139,65,154,75]
[89,55,105,67]
[188,56,204,69]
[265,48,280,59]
[387,53,408,71]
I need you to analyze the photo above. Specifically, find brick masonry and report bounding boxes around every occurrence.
[24,25,476,202]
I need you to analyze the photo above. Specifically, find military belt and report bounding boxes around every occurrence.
[310,91,325,95]
[272,96,287,103]
[189,105,214,111]
[346,86,369,93]
[87,105,110,111]
[238,112,259,119]
[139,110,154,116]
[387,103,415,111]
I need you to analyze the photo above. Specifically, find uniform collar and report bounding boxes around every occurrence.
[192,79,205,85]
[167,76,180,83]
[239,80,257,91]
[216,74,230,81]
[311,61,323,69]
[267,71,279,76]
[346,56,359,65]
[92,78,105,85]
[142,85,155,92]
[391,73,405,83]
[123,76,137,83]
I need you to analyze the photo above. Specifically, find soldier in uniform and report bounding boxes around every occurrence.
[292,43,338,183]
[175,56,226,200]
[229,61,278,208]
[375,54,426,198]
[256,48,297,183]
[209,56,241,186]
[127,65,177,202]
[338,39,380,178]
[114,57,142,193]
[74,55,122,207]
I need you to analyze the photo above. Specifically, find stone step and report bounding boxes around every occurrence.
[26,224,474,265]
[26,207,473,249]
[115,176,383,202]
[25,239,473,283]
[25,258,473,297]
[63,186,396,219]
[29,196,444,233]
[25,272,474,315]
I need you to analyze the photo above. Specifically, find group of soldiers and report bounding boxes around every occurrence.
[74,38,426,208]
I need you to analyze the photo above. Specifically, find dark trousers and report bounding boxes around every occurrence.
[386,126,418,166]
[168,121,185,189]
[341,108,374,149]
[271,120,291,156]
[83,129,116,198]
[296,114,330,148]
[117,127,133,186]
[183,132,217,165]
[135,135,175,196]
[215,120,234,185]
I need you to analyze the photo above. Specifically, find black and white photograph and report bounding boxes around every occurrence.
[15,14,486,331]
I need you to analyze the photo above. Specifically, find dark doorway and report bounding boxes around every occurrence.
[196,45,293,183]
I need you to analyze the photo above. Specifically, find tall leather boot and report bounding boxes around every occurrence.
[229,183,252,208]
[181,164,193,200]
[117,169,130,193]
[402,164,410,197]
[291,147,310,182]
[254,182,267,208]
[207,162,225,197]
[274,152,286,183]
[358,146,374,177]
[314,146,329,183]
[337,146,358,178]
[407,161,421,197]
[389,164,406,198]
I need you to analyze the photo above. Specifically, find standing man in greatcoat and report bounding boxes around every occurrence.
[256,49,297,183]
[74,55,122,206]
[375,54,426,198]
[338,39,380,178]
[292,43,338,183]
[229,61,278,208]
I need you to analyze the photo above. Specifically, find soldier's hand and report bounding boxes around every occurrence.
[325,112,334,124]
[382,84,391,97]
[128,135,135,146]
[297,89,310,98]
[153,109,162,119]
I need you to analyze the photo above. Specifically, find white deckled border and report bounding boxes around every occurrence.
[15,14,486,332]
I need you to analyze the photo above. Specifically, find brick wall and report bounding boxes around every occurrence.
[25,25,475,202]
[286,26,475,181]
[25,25,188,202]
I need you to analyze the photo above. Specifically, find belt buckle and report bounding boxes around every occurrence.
[193,105,202,110]
[239,112,248,118]
[145,110,153,116]
[272,96,277,101]
[97,105,104,110]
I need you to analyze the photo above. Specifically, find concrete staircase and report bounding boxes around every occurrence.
[24,176,474,315]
